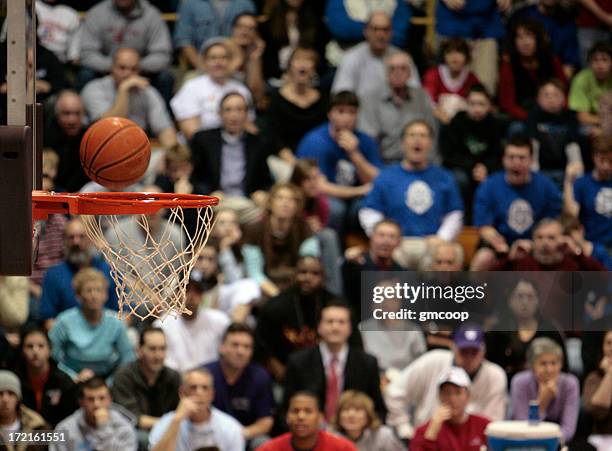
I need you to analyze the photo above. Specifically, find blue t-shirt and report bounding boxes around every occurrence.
[362,164,464,237]
[204,360,275,427]
[296,123,382,186]
[40,256,119,320]
[473,171,562,243]
[574,173,612,247]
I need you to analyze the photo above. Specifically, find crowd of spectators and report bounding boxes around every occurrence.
[0,0,612,450]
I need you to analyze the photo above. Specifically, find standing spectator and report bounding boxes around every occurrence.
[434,0,507,94]
[385,324,507,440]
[410,367,490,451]
[569,42,612,134]
[440,84,504,221]
[35,0,81,64]
[257,391,357,451]
[282,301,386,423]
[359,51,435,164]
[39,218,118,328]
[423,38,480,125]
[171,39,254,141]
[499,17,566,124]
[78,0,173,101]
[583,330,612,446]
[576,0,612,66]
[15,326,79,427]
[149,368,245,451]
[359,120,464,270]
[155,275,231,372]
[331,12,419,99]
[470,136,562,271]
[204,323,274,448]
[173,0,256,71]
[52,377,137,451]
[111,327,181,450]
[510,337,579,444]
[332,390,405,451]
[81,47,177,150]
[48,268,135,382]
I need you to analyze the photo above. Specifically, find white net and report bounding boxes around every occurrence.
[81,205,215,321]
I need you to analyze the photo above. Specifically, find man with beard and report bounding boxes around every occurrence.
[39,218,118,330]
[44,90,90,192]
[111,327,181,450]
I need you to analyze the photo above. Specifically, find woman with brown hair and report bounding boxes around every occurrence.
[333,390,405,450]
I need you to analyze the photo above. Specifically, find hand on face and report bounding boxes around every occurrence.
[337,130,359,154]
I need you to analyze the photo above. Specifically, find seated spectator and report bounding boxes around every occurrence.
[359,51,435,163]
[254,256,354,383]
[0,371,49,449]
[173,0,255,71]
[515,0,580,78]
[40,218,118,329]
[242,183,319,297]
[583,330,612,448]
[204,323,274,448]
[81,47,178,151]
[258,390,357,450]
[43,90,89,193]
[440,84,504,221]
[283,301,385,423]
[342,219,404,315]
[171,39,254,141]
[470,136,561,271]
[110,326,181,450]
[360,120,464,270]
[410,367,490,451]
[385,324,507,440]
[190,92,272,204]
[35,0,81,64]
[435,0,506,94]
[331,12,419,99]
[267,48,327,163]
[296,91,381,236]
[149,368,245,451]
[52,377,137,451]
[423,38,480,125]
[499,17,566,125]
[561,215,612,270]
[491,218,607,271]
[78,0,173,101]
[575,0,612,66]
[485,279,566,383]
[15,326,78,427]
[48,268,135,382]
[564,134,612,253]
[332,390,405,450]
[259,0,329,81]
[155,275,230,372]
[526,79,583,188]
[225,13,266,104]
[510,337,579,444]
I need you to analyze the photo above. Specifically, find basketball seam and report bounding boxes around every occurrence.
[81,129,93,171]
[87,124,139,171]
[93,139,150,178]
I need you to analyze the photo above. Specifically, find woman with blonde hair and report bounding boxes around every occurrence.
[333,390,405,450]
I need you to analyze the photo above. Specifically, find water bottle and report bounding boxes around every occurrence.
[528,400,540,425]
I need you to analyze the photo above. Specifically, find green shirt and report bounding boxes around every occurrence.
[569,68,612,114]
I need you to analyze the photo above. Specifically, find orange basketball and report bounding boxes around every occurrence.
[80,117,151,190]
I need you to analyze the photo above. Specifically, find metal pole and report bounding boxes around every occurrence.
[6,0,26,126]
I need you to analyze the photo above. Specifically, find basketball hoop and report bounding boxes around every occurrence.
[32,191,218,321]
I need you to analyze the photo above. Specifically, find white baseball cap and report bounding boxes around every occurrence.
[438,367,471,389]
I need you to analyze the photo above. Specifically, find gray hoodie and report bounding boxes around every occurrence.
[79,0,171,73]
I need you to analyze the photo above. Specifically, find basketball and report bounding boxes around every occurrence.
[80,117,151,190]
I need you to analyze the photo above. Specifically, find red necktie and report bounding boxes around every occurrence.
[325,355,339,422]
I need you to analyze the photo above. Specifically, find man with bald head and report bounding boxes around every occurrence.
[81,47,177,150]
[332,11,420,100]
[359,51,436,163]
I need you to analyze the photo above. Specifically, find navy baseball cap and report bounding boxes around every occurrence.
[453,324,484,349]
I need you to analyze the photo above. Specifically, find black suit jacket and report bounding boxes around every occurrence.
[282,345,386,421]
[189,128,273,196]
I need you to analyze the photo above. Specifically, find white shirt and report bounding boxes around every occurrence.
[155,307,231,372]
[170,74,254,130]
[319,343,349,392]
[35,0,81,62]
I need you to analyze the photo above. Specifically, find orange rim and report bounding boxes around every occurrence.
[32,191,219,220]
